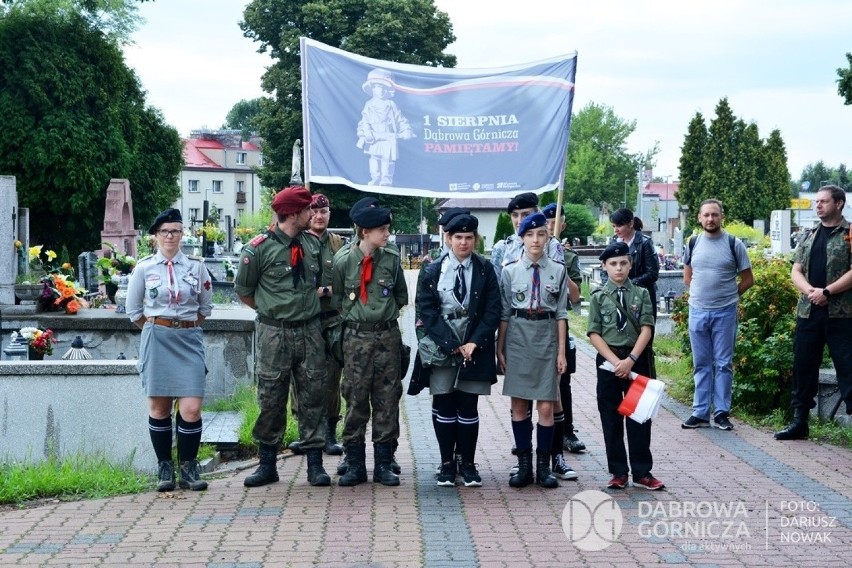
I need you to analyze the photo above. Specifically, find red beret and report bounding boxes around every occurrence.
[272,186,313,216]
[310,193,330,209]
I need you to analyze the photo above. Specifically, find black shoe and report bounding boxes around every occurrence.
[373,443,400,486]
[460,462,482,487]
[244,444,280,487]
[156,460,176,492]
[774,421,809,440]
[324,419,343,456]
[436,461,456,487]
[714,412,734,431]
[563,433,586,453]
[535,449,558,489]
[305,448,331,486]
[552,454,578,480]
[509,449,533,488]
[178,460,208,491]
[288,440,305,455]
[681,416,710,429]
[338,443,367,487]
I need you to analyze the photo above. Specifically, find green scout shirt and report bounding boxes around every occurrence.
[306,230,343,314]
[564,248,582,288]
[793,218,852,319]
[234,227,322,321]
[587,279,654,348]
[332,242,408,324]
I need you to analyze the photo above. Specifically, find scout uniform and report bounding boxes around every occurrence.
[332,205,408,487]
[587,241,662,490]
[126,208,213,492]
[236,186,331,488]
[500,212,568,489]
[491,193,563,279]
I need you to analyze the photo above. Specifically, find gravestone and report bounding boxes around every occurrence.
[77,252,99,293]
[0,176,18,305]
[100,179,137,258]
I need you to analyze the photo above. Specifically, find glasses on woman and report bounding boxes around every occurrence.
[157,230,182,238]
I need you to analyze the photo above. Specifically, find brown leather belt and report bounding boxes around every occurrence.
[258,314,320,329]
[151,317,198,329]
[511,309,556,321]
[346,320,399,332]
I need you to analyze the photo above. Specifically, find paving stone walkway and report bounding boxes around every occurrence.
[0,270,850,566]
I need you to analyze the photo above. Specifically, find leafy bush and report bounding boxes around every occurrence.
[493,212,514,244]
[672,252,799,413]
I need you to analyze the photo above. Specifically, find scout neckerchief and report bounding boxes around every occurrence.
[529,262,541,312]
[166,259,179,306]
[289,239,304,287]
[359,254,373,304]
[453,263,466,305]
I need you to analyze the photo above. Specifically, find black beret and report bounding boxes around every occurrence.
[438,207,471,226]
[507,192,538,213]
[542,203,562,219]
[599,241,630,262]
[350,196,381,218]
[517,212,547,236]
[352,206,392,229]
[444,213,478,234]
[149,208,183,234]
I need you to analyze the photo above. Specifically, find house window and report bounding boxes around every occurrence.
[188,208,200,222]
[188,180,199,193]
[236,180,244,192]
[212,180,223,193]
[236,152,247,165]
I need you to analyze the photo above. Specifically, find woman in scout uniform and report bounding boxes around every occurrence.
[587,241,664,491]
[415,213,501,487]
[497,212,568,489]
[332,204,408,487]
[126,208,213,492]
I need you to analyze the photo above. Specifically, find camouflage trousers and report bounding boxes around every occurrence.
[290,314,342,421]
[341,324,403,445]
[252,318,329,449]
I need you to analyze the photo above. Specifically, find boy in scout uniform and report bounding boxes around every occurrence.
[332,204,409,486]
[235,186,332,488]
[587,241,664,491]
[289,193,345,457]
[497,212,568,489]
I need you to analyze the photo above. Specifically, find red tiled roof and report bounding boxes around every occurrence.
[242,141,260,151]
[183,139,222,169]
[643,182,679,201]
[192,138,224,149]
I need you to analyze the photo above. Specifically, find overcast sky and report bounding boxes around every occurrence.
[123,0,852,182]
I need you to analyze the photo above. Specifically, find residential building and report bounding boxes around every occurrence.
[437,197,508,251]
[173,129,267,249]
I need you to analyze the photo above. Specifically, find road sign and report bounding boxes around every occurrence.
[790,198,811,210]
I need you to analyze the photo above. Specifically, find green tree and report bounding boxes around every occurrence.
[224,98,263,139]
[562,102,654,208]
[838,52,852,105]
[493,212,514,245]
[676,112,707,229]
[0,10,182,256]
[797,161,850,192]
[241,0,457,190]
[560,203,596,244]
[0,0,148,44]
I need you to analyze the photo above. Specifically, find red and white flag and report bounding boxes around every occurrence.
[599,361,665,424]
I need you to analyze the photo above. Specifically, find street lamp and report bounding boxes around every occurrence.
[623,179,630,209]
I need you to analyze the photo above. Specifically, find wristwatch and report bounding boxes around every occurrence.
[628,353,638,363]
[822,288,831,297]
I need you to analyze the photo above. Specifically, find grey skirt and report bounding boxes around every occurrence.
[137,324,206,398]
[502,317,558,401]
[428,314,490,396]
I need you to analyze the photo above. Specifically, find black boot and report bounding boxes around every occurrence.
[338,443,367,486]
[336,454,349,475]
[324,417,343,456]
[563,430,587,453]
[156,460,176,492]
[244,443,280,487]
[373,442,400,486]
[509,449,533,488]
[774,409,810,440]
[288,439,305,455]
[536,449,558,488]
[179,459,208,491]
[305,448,331,486]
[390,439,401,474]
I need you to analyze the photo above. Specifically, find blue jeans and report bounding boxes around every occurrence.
[688,303,738,419]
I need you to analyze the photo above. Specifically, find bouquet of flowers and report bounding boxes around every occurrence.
[38,273,89,314]
[19,327,57,357]
[223,259,236,279]
[97,242,137,284]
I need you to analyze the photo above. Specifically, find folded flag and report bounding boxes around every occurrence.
[599,361,665,424]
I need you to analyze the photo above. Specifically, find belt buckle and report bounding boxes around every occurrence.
[171,320,181,328]
[373,323,383,332]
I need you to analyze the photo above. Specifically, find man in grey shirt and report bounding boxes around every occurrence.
[681,199,754,431]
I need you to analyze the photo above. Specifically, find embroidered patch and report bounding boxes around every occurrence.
[243,256,251,264]
[204,281,211,290]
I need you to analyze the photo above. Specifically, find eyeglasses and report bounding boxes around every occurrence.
[157,230,182,238]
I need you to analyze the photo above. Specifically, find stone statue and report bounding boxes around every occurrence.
[290,140,303,186]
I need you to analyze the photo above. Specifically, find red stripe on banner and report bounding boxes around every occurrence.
[618,373,652,418]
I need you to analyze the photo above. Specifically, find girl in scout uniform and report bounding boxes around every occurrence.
[415,213,501,487]
[332,204,408,487]
[126,208,213,492]
[587,241,664,491]
[497,212,568,489]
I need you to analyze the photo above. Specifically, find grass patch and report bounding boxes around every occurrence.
[0,454,151,506]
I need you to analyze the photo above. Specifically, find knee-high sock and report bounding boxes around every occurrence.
[511,417,533,451]
[176,416,203,462]
[552,411,565,456]
[148,415,173,462]
[456,392,480,464]
[537,423,555,455]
